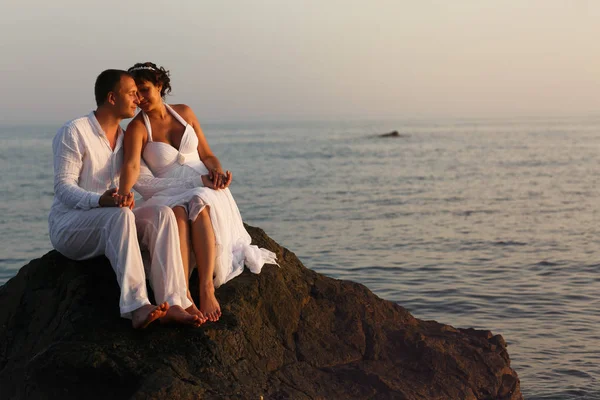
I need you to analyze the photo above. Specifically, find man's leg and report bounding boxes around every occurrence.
[134,205,204,326]
[50,207,168,327]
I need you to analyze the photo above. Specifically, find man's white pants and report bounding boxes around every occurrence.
[49,205,192,318]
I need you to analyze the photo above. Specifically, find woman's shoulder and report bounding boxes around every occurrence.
[125,113,147,135]
[169,104,196,120]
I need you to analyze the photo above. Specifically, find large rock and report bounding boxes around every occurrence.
[0,225,521,399]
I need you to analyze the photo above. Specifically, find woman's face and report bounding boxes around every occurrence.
[136,79,162,112]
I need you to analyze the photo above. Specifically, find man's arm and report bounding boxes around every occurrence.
[53,125,118,209]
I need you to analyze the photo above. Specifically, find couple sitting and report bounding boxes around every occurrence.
[48,63,277,329]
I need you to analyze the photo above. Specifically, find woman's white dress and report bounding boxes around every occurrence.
[134,104,277,287]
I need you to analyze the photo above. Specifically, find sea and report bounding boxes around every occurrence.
[2,116,600,399]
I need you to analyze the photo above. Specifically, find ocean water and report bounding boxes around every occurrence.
[2,116,600,399]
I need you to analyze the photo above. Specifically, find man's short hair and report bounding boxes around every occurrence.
[94,69,132,107]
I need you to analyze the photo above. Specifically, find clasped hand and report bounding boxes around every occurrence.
[202,169,232,190]
[100,188,135,209]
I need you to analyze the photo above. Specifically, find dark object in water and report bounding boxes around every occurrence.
[379,130,408,138]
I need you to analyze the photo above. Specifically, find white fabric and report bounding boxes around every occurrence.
[134,159,202,201]
[49,113,192,318]
[134,104,278,287]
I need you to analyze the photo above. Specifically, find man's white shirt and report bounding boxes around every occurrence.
[49,112,124,225]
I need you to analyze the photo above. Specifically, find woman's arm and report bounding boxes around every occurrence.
[117,118,147,201]
[177,104,232,189]
[134,159,208,200]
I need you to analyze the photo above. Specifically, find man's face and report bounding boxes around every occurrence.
[113,76,139,118]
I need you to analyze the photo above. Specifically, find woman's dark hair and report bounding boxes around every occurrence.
[127,62,172,97]
[94,69,132,106]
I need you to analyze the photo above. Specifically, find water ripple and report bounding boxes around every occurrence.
[3,119,600,398]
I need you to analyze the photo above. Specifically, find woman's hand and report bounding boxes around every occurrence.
[201,174,213,188]
[216,170,232,189]
[118,192,135,209]
[112,190,135,209]
[99,188,134,208]
[208,169,232,190]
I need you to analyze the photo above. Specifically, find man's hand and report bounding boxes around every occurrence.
[99,188,119,207]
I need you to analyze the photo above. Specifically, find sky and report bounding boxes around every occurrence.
[0,0,599,123]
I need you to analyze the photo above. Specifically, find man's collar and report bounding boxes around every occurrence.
[88,111,123,138]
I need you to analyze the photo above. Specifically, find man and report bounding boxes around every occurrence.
[49,69,204,328]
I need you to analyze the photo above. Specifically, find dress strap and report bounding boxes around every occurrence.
[165,103,189,127]
[142,111,153,141]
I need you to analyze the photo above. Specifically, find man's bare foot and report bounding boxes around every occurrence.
[199,285,221,322]
[160,305,203,327]
[132,303,169,329]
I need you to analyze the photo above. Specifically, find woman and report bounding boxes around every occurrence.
[118,62,277,322]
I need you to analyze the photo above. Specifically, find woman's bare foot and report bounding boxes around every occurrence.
[199,285,221,322]
[185,290,208,323]
[132,303,169,329]
[160,305,203,327]
[185,302,207,324]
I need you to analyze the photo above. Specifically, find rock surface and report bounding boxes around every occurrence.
[0,225,522,399]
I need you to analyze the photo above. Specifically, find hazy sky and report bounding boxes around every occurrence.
[1,1,599,123]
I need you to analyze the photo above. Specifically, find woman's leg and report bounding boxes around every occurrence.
[134,205,203,327]
[172,206,204,318]
[172,206,192,286]
[190,206,221,322]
